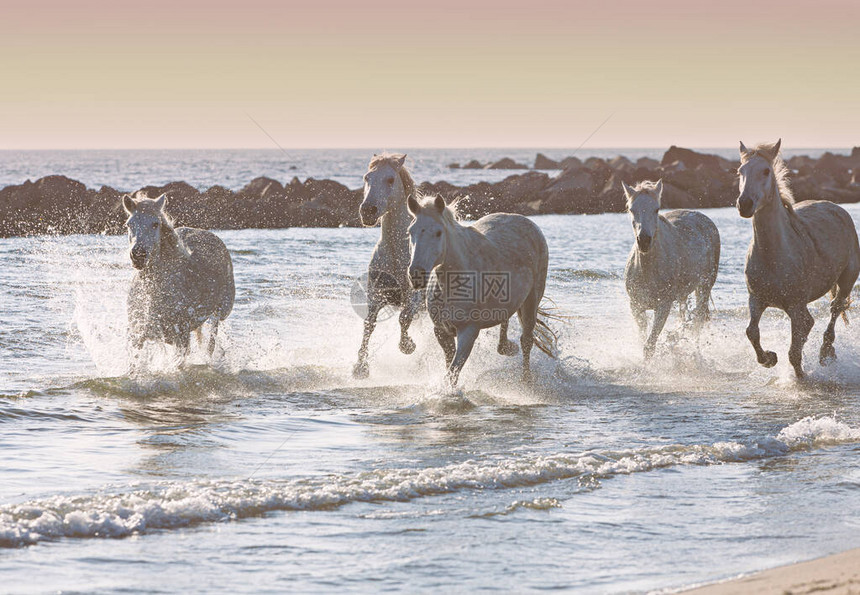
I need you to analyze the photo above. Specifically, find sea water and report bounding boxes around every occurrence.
[1,151,859,593]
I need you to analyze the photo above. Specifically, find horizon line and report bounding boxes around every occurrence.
[0,145,855,152]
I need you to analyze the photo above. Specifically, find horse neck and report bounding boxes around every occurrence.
[378,188,411,257]
[147,224,187,274]
[751,188,797,260]
[437,220,485,274]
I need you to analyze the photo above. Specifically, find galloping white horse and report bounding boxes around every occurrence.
[123,194,235,361]
[737,139,860,377]
[353,153,423,378]
[623,180,720,358]
[407,195,555,385]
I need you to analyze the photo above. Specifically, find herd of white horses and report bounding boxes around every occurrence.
[121,139,860,383]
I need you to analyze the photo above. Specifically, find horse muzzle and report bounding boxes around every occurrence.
[409,267,428,289]
[359,204,379,226]
[737,196,754,218]
[636,234,652,253]
[130,248,147,269]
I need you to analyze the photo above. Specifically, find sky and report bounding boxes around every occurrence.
[1,0,858,149]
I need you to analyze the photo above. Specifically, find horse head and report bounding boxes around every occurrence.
[123,193,168,269]
[360,153,408,226]
[737,139,782,218]
[623,180,663,253]
[406,194,448,289]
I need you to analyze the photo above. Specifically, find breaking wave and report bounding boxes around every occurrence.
[2,416,857,548]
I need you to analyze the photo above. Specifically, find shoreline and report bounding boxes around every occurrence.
[679,547,860,594]
[1,146,859,237]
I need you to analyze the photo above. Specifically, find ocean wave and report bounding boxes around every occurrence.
[1,416,856,548]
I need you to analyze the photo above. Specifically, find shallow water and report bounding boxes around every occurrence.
[2,207,860,593]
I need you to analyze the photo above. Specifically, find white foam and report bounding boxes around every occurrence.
[3,416,858,548]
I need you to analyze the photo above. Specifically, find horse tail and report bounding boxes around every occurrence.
[831,285,850,325]
[533,298,571,358]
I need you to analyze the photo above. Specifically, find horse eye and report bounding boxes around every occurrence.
[152,222,159,229]
[386,177,394,185]
[435,230,442,237]
[762,168,770,176]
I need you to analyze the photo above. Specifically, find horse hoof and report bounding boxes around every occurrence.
[352,362,369,379]
[522,370,534,384]
[399,337,416,355]
[819,345,837,366]
[498,341,519,356]
[760,351,778,368]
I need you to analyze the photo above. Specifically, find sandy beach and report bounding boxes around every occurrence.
[683,548,860,594]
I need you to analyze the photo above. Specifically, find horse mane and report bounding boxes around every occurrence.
[625,180,662,209]
[415,195,462,227]
[368,152,415,200]
[741,143,796,211]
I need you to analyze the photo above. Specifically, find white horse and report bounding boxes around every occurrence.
[737,139,860,377]
[353,153,424,378]
[623,180,720,358]
[407,195,556,386]
[123,194,235,362]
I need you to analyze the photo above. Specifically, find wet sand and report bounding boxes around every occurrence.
[684,548,860,594]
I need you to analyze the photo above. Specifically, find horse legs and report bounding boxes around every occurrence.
[692,284,712,334]
[746,295,777,368]
[631,306,648,345]
[644,301,671,359]
[353,301,382,379]
[398,291,421,355]
[679,298,689,323]
[208,319,219,357]
[446,325,480,387]
[176,332,191,368]
[787,305,815,378]
[434,325,456,368]
[498,318,519,356]
[820,267,858,365]
[517,292,539,383]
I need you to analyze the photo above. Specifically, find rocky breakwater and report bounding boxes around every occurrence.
[1,147,859,237]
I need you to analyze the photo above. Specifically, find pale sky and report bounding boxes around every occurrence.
[1,0,858,149]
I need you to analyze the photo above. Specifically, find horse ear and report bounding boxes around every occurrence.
[773,138,781,154]
[407,194,420,216]
[122,194,136,214]
[739,141,749,157]
[153,193,167,211]
[434,195,446,212]
[654,179,664,203]
[621,181,634,199]
[394,154,406,169]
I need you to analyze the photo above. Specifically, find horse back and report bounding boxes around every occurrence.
[794,200,859,249]
[176,227,235,319]
[472,213,549,271]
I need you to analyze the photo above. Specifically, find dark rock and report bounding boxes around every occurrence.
[238,176,284,201]
[559,156,583,171]
[660,183,697,209]
[661,146,723,171]
[546,168,595,194]
[447,162,461,169]
[636,157,660,169]
[462,160,484,169]
[609,156,633,171]
[813,153,851,187]
[486,157,528,170]
[534,153,561,169]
